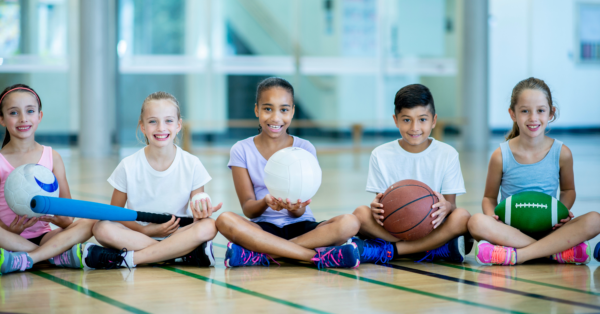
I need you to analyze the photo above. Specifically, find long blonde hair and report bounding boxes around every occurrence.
[137,91,182,145]
[506,77,557,141]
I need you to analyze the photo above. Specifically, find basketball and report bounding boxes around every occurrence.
[264,147,322,204]
[380,179,438,241]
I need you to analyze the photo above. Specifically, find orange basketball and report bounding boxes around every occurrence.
[380,179,438,241]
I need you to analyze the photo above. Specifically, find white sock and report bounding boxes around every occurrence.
[121,251,136,268]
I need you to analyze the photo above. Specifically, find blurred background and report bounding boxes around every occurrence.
[1,0,598,155]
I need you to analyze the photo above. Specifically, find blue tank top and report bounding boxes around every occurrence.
[499,139,563,202]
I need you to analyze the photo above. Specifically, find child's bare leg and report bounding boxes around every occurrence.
[0,228,39,252]
[353,205,399,242]
[216,212,316,262]
[468,213,537,248]
[516,212,600,264]
[93,219,217,264]
[290,214,360,248]
[27,219,96,263]
[395,208,470,254]
[354,205,471,254]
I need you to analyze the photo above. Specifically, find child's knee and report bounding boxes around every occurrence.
[92,220,117,242]
[215,212,238,230]
[467,213,491,238]
[352,205,371,223]
[193,218,217,241]
[581,211,600,235]
[336,214,360,238]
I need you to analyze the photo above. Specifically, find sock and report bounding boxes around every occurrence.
[392,243,399,259]
[23,253,34,270]
[121,251,136,268]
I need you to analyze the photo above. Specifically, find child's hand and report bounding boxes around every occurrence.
[189,197,223,220]
[7,215,38,235]
[553,210,574,230]
[370,193,385,226]
[142,216,180,237]
[265,194,284,211]
[277,198,311,212]
[431,192,452,229]
[39,215,73,229]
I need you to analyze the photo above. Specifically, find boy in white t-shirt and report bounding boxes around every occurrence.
[352,84,472,264]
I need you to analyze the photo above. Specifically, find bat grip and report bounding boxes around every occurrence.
[136,212,194,227]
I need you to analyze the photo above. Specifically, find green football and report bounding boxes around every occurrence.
[494,191,569,233]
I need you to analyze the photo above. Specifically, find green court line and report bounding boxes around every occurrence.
[435,262,600,297]
[31,271,149,314]
[159,266,330,314]
[212,243,526,314]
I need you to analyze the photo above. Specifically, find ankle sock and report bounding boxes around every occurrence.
[121,251,136,268]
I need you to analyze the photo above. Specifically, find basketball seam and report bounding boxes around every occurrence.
[388,204,435,234]
[380,184,433,203]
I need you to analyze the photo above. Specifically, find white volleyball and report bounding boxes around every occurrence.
[5,164,60,217]
[264,147,322,204]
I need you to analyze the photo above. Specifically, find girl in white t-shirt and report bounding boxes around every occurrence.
[85,91,221,269]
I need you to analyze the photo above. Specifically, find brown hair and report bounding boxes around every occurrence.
[137,91,182,145]
[506,77,557,141]
[0,84,42,148]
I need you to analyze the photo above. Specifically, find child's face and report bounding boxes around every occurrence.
[393,105,437,147]
[140,99,181,148]
[509,89,554,139]
[254,87,294,138]
[0,92,43,141]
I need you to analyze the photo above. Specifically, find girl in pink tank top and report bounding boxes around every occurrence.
[0,84,96,275]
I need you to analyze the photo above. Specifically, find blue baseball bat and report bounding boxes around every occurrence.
[30,195,194,226]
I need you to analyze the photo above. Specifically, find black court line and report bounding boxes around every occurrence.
[31,271,149,314]
[381,263,600,311]
[435,262,600,297]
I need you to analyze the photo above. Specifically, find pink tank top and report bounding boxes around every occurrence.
[0,146,54,239]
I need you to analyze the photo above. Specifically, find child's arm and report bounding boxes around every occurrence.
[39,150,73,229]
[110,189,180,237]
[554,145,576,228]
[482,148,503,219]
[188,187,223,220]
[232,166,282,218]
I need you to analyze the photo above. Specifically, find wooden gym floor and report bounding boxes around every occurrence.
[1,134,599,313]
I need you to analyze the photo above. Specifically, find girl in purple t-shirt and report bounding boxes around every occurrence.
[216,77,361,269]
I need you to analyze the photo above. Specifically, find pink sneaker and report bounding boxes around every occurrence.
[475,240,517,266]
[551,241,591,264]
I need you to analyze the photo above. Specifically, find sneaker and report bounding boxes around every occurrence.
[224,242,277,267]
[594,242,600,262]
[475,240,517,266]
[179,241,215,267]
[551,241,591,264]
[50,243,85,269]
[417,236,465,263]
[82,243,127,270]
[0,249,33,274]
[311,243,360,269]
[351,237,393,264]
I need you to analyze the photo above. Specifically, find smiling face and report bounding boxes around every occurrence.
[140,99,182,148]
[254,87,294,138]
[0,92,43,141]
[509,89,554,139]
[393,105,437,152]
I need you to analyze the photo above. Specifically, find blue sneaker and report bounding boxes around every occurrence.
[351,237,394,264]
[224,242,277,267]
[311,243,360,269]
[0,249,33,274]
[593,242,600,262]
[417,236,465,263]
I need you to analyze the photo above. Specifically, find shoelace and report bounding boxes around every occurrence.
[417,244,450,263]
[362,239,393,264]
[312,248,343,269]
[240,248,279,267]
[98,248,129,270]
[558,247,575,263]
[54,251,70,267]
[11,254,29,272]
[491,246,510,265]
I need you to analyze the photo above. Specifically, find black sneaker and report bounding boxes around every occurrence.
[179,241,215,267]
[83,243,127,269]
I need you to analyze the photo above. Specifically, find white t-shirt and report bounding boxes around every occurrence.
[366,138,466,195]
[108,146,212,218]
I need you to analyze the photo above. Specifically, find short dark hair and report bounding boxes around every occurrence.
[256,77,294,104]
[393,84,435,116]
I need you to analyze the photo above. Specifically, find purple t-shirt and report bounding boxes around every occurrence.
[228,136,317,227]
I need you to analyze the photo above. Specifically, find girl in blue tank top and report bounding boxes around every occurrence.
[468,77,600,266]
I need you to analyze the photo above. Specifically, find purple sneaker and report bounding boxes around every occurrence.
[224,242,278,267]
[0,249,33,274]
